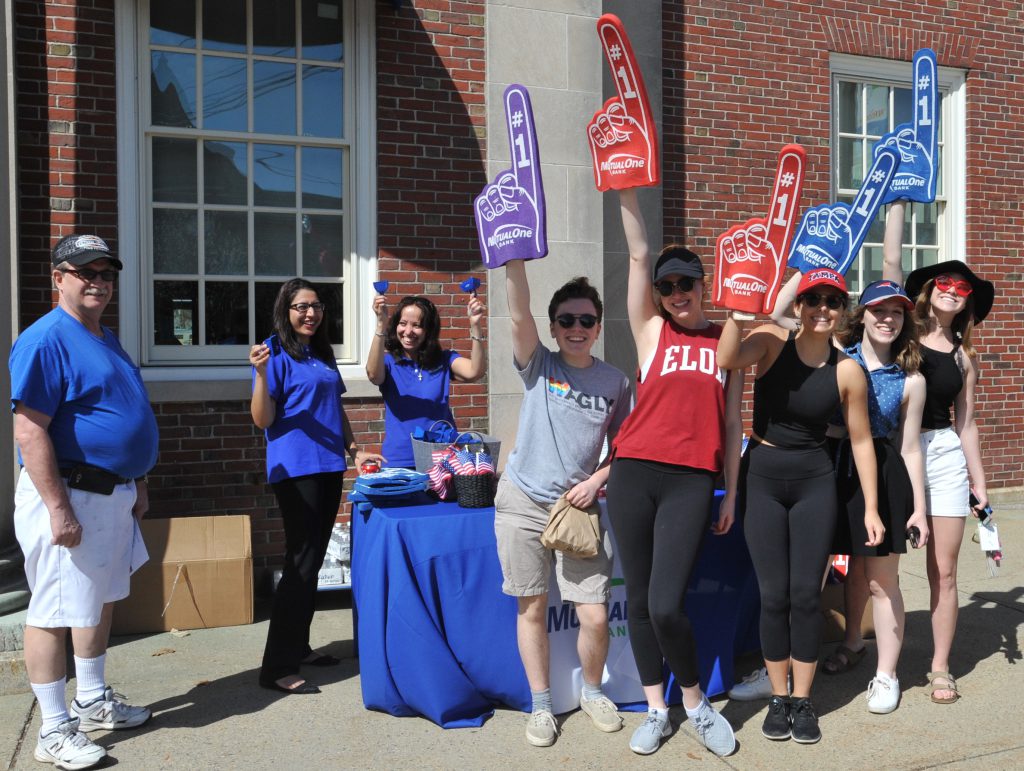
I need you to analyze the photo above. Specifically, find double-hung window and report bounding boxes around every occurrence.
[831,54,965,294]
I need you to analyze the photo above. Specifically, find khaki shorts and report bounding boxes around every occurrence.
[493,476,612,604]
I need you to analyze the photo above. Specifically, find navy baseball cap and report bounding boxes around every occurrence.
[859,279,914,310]
[51,234,123,270]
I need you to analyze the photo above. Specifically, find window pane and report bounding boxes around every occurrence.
[837,81,859,133]
[254,282,280,343]
[837,137,862,190]
[206,282,249,344]
[153,137,197,202]
[254,62,297,135]
[311,282,343,345]
[301,147,342,209]
[153,209,198,273]
[203,0,245,53]
[865,204,885,243]
[901,246,914,277]
[865,84,888,136]
[203,55,248,132]
[302,65,343,137]
[255,213,296,274]
[302,214,343,277]
[150,0,195,48]
[204,141,248,205]
[892,86,912,126]
[154,281,198,345]
[862,246,883,286]
[205,211,248,275]
[917,202,938,245]
[151,52,196,127]
[916,247,940,271]
[303,0,344,61]
[254,0,296,57]
[254,144,296,206]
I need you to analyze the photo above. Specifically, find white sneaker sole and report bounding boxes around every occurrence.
[579,702,623,733]
[630,725,673,754]
[868,699,899,714]
[34,747,106,771]
[525,731,556,748]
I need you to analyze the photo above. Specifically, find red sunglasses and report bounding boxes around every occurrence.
[934,275,973,298]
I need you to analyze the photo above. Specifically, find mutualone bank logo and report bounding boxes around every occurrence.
[547,578,628,638]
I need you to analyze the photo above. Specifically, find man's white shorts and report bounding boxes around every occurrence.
[920,427,970,518]
[14,469,148,628]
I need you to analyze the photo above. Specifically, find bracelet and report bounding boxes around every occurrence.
[374,331,385,338]
[470,334,486,342]
[731,311,755,321]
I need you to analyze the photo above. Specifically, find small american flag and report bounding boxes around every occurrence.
[475,452,494,475]
[453,448,476,475]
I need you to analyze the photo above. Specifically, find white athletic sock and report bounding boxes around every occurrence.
[684,693,708,718]
[32,678,69,735]
[73,654,107,705]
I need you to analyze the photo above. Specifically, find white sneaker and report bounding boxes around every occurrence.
[70,686,151,731]
[579,694,623,732]
[629,709,672,755]
[525,709,558,747]
[34,717,106,770]
[866,673,900,714]
[727,667,791,701]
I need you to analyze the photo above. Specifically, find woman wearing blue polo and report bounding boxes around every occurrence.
[251,279,382,695]
[367,294,486,468]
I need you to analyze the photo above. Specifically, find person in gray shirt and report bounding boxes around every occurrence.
[497,258,632,748]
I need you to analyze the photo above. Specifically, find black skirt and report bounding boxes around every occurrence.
[829,436,912,557]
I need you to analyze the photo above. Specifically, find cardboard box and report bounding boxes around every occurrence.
[112,515,253,635]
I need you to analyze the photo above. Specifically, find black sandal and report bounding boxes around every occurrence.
[302,652,341,667]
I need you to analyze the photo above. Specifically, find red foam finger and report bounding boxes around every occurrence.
[597,14,648,125]
[762,144,807,259]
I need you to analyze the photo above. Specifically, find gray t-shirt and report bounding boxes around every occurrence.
[504,343,633,505]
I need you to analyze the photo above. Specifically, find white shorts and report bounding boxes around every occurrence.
[14,469,149,628]
[920,427,970,518]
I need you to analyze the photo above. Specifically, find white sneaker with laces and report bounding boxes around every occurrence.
[690,697,737,757]
[727,667,792,701]
[629,709,672,755]
[525,709,558,747]
[34,717,106,770]
[866,673,900,714]
[579,694,623,732]
[70,686,151,731]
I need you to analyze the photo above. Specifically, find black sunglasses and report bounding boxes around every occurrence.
[655,277,697,296]
[554,313,599,329]
[798,292,846,310]
[289,302,327,313]
[61,268,118,283]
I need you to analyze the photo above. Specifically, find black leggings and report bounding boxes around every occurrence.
[605,458,715,688]
[261,472,344,681]
[739,441,836,663]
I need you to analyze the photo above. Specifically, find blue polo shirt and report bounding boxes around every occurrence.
[9,307,159,479]
[380,350,459,468]
[257,335,348,483]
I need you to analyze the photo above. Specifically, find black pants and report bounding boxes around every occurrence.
[261,472,344,682]
[606,458,715,688]
[739,441,836,664]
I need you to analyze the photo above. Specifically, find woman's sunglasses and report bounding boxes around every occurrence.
[934,275,973,297]
[554,313,598,329]
[797,292,846,310]
[655,277,697,296]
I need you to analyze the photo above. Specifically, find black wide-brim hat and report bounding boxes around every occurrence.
[905,260,994,323]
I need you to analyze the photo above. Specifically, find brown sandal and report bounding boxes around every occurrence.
[821,644,866,675]
[928,671,960,704]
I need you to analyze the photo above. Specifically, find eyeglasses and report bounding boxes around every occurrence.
[554,313,598,329]
[934,275,973,297]
[289,302,326,313]
[798,292,846,310]
[655,277,697,296]
[60,268,118,283]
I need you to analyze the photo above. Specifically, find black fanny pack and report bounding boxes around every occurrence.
[62,465,131,495]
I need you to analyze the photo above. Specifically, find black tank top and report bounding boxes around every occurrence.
[753,334,841,449]
[920,344,963,430]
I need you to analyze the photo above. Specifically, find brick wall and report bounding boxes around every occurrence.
[663,1,1024,488]
[14,1,488,573]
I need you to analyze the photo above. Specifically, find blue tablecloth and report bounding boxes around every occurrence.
[351,491,759,728]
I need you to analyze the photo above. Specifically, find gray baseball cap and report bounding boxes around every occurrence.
[51,234,123,270]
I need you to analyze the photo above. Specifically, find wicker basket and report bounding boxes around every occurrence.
[454,473,495,508]
[411,427,502,474]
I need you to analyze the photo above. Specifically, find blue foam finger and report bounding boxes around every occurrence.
[373,280,389,294]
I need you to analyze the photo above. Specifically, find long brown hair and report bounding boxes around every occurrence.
[838,302,922,373]
[913,278,977,359]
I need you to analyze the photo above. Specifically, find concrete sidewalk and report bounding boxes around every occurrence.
[2,495,1022,770]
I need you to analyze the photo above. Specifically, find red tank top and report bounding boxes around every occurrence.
[613,319,727,472]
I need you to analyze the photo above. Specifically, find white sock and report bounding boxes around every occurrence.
[32,678,69,735]
[73,654,107,705]
[649,706,669,721]
[684,694,707,718]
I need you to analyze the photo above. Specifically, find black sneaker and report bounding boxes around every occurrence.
[790,697,821,744]
[761,695,791,740]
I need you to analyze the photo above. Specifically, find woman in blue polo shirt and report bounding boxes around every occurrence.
[250,279,382,695]
[367,293,486,468]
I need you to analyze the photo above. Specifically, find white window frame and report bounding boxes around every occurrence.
[830,53,966,293]
[115,0,377,387]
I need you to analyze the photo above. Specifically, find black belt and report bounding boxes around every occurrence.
[60,466,132,486]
